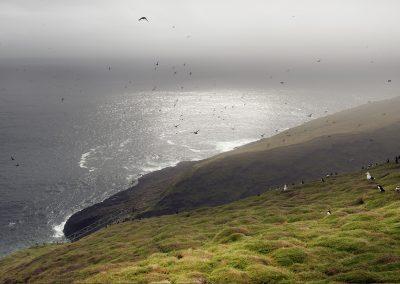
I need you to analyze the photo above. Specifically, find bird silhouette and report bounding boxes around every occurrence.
[192,130,199,134]
[174,124,180,128]
[307,113,313,118]
[11,155,15,161]
[138,17,148,22]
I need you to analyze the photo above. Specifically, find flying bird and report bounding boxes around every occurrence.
[138,17,148,22]
[192,130,199,134]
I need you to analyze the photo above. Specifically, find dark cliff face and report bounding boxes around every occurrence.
[64,121,400,239]
[63,161,195,239]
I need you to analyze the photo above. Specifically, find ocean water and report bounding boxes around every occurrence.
[0,70,388,256]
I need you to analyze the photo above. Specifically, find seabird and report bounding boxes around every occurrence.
[283,184,288,191]
[377,185,385,192]
[174,124,180,128]
[15,163,19,167]
[11,156,15,161]
[387,79,392,83]
[307,113,313,118]
[138,17,148,22]
[260,133,265,138]
[366,172,374,180]
[192,130,199,134]
[326,210,331,215]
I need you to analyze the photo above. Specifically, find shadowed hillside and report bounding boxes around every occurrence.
[64,97,400,238]
[2,163,400,283]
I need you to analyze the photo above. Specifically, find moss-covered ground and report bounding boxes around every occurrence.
[1,163,400,283]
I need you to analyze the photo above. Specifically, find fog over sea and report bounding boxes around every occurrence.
[0,59,397,256]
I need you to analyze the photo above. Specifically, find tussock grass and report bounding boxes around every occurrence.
[1,163,400,283]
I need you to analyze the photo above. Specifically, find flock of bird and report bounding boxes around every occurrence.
[281,156,400,216]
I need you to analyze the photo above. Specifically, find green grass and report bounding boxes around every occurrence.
[1,163,400,283]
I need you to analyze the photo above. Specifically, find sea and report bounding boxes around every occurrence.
[0,62,394,256]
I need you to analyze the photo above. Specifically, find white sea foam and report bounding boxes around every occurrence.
[214,138,258,152]
[78,148,97,172]
[141,160,180,173]
[52,215,71,238]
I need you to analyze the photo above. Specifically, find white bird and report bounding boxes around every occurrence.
[326,210,331,215]
[366,172,374,180]
[377,185,385,192]
[283,184,288,191]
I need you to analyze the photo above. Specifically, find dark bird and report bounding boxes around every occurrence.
[307,113,313,118]
[321,177,325,183]
[15,163,19,167]
[377,185,385,192]
[156,61,159,66]
[387,79,392,83]
[317,59,321,63]
[138,17,148,22]
[192,130,199,134]
[260,133,265,138]
[280,81,285,84]
[174,124,180,128]
[11,155,15,161]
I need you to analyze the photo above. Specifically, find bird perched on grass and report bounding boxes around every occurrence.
[366,172,375,180]
[395,186,400,193]
[283,184,288,191]
[377,185,385,192]
[326,210,331,215]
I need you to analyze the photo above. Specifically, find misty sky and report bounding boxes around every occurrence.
[1,0,399,60]
[1,0,400,93]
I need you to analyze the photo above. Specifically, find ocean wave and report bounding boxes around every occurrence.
[52,215,71,238]
[141,160,180,173]
[214,138,258,152]
[78,148,98,172]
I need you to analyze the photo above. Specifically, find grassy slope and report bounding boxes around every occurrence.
[2,163,400,283]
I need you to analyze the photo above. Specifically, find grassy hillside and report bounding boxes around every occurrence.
[2,163,400,283]
[64,97,400,237]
